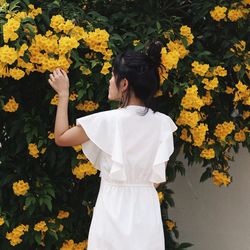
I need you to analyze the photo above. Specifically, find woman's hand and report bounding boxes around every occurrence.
[48,68,69,96]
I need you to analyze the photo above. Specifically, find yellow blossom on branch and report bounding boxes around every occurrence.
[2,97,19,112]
[212,170,231,187]
[12,180,30,196]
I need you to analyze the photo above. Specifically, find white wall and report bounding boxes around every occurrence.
[168,145,250,250]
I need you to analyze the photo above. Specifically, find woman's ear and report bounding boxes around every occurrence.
[121,78,128,91]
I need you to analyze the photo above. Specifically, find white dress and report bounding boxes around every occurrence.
[76,105,178,250]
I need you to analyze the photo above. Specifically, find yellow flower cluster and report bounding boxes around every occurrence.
[176,110,201,128]
[69,92,78,101]
[0,45,18,65]
[167,40,189,59]
[166,220,176,231]
[181,85,205,111]
[201,91,213,106]
[77,153,87,160]
[80,66,92,75]
[76,100,99,112]
[27,4,42,19]
[214,121,235,141]
[159,47,180,84]
[50,15,75,34]
[34,221,48,232]
[200,148,215,159]
[230,40,246,53]
[212,170,231,187]
[180,128,192,143]
[234,80,250,105]
[12,180,30,196]
[0,216,5,226]
[72,162,97,179]
[100,61,112,75]
[212,66,227,77]
[234,130,246,142]
[210,4,249,22]
[84,28,110,55]
[180,25,194,45]
[57,210,70,219]
[6,224,29,246]
[201,77,219,90]
[3,18,20,43]
[2,96,19,112]
[243,111,250,120]
[158,192,164,203]
[190,123,209,147]
[28,143,39,158]
[191,61,210,76]
[72,144,82,152]
[210,6,227,21]
[60,239,88,250]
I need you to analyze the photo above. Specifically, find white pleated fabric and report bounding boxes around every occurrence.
[76,105,178,250]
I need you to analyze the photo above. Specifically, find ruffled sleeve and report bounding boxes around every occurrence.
[149,114,178,184]
[76,110,126,181]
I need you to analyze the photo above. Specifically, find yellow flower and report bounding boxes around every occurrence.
[76,153,87,160]
[181,85,205,110]
[69,92,78,101]
[48,132,55,139]
[57,210,70,219]
[2,97,19,112]
[166,220,176,231]
[6,224,29,246]
[210,6,227,21]
[9,67,25,80]
[225,86,234,94]
[34,221,48,232]
[72,162,97,179]
[50,94,59,105]
[234,130,246,142]
[214,121,235,141]
[212,170,231,187]
[158,192,164,203]
[176,110,201,128]
[76,100,99,112]
[191,61,210,76]
[133,40,140,46]
[28,143,39,158]
[12,180,30,196]
[100,61,112,75]
[72,144,82,152]
[200,148,215,159]
[202,77,219,90]
[212,66,227,77]
[180,128,192,143]
[0,45,18,64]
[228,9,244,22]
[242,111,250,120]
[190,123,209,147]
[0,217,5,226]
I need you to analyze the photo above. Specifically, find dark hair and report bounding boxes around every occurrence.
[112,40,163,115]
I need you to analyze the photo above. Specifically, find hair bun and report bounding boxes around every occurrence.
[146,40,162,68]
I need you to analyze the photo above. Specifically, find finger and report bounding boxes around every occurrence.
[60,69,68,78]
[56,68,62,76]
[48,78,54,86]
[53,69,59,77]
[49,74,55,81]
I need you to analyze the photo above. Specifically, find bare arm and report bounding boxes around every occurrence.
[48,68,89,146]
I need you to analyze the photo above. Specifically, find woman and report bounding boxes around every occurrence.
[48,41,177,250]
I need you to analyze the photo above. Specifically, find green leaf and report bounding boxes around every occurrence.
[34,233,41,245]
[200,168,211,182]
[177,242,194,249]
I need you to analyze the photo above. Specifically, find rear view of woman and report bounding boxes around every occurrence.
[48,41,178,250]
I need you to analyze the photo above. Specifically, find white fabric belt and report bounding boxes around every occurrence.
[101,177,154,187]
